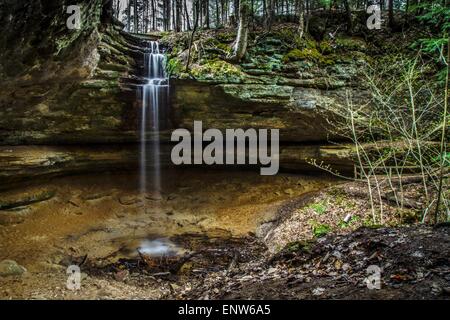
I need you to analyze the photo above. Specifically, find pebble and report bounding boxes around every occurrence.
[267,267,277,274]
[114,270,130,282]
[312,287,325,296]
[170,283,180,290]
[239,275,253,282]
[431,283,443,295]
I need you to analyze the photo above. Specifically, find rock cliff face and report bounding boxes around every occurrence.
[171,80,368,143]
[0,0,148,145]
[0,7,370,146]
[167,28,371,143]
[0,6,363,177]
[0,144,353,185]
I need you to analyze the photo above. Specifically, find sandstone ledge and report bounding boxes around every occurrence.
[0,145,353,186]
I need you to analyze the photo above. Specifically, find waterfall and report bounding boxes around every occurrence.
[140,41,168,197]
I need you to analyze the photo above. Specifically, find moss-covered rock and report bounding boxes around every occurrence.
[283,48,335,65]
[190,59,244,82]
[335,37,368,52]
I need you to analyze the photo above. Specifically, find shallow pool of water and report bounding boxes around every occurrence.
[0,167,336,272]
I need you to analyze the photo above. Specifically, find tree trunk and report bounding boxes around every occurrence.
[133,0,138,33]
[184,0,191,30]
[152,0,156,30]
[215,0,220,27]
[115,0,120,18]
[298,0,304,38]
[127,0,132,31]
[166,0,171,31]
[205,0,210,28]
[101,0,114,24]
[229,0,250,62]
[343,0,352,33]
[144,0,148,32]
[388,0,394,29]
[265,0,274,30]
[186,0,200,72]
[172,0,176,30]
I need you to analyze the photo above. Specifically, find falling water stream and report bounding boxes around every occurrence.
[140,41,168,197]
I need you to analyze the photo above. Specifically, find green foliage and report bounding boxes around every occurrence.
[433,152,450,167]
[415,3,450,34]
[308,201,327,215]
[318,0,332,9]
[319,41,334,55]
[416,37,448,54]
[216,31,236,43]
[216,42,232,54]
[413,3,449,83]
[272,27,298,47]
[311,223,330,238]
[335,37,367,52]
[166,57,184,76]
[285,241,312,253]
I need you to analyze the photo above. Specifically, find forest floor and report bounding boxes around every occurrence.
[0,171,449,300]
[182,224,450,299]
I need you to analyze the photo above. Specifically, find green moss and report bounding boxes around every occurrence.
[400,209,421,224]
[304,39,318,49]
[284,240,313,253]
[283,48,335,65]
[54,2,102,56]
[79,79,118,89]
[0,190,56,210]
[216,42,232,54]
[308,201,327,215]
[310,222,330,238]
[190,59,243,82]
[272,27,297,46]
[216,31,236,42]
[319,41,334,54]
[335,37,367,52]
[284,48,316,62]
[98,62,129,72]
[362,217,384,228]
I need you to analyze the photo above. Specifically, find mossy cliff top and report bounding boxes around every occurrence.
[160,13,434,86]
[162,25,371,85]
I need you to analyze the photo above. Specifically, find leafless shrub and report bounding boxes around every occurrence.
[313,55,449,224]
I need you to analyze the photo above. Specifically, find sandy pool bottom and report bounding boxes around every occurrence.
[0,168,336,299]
